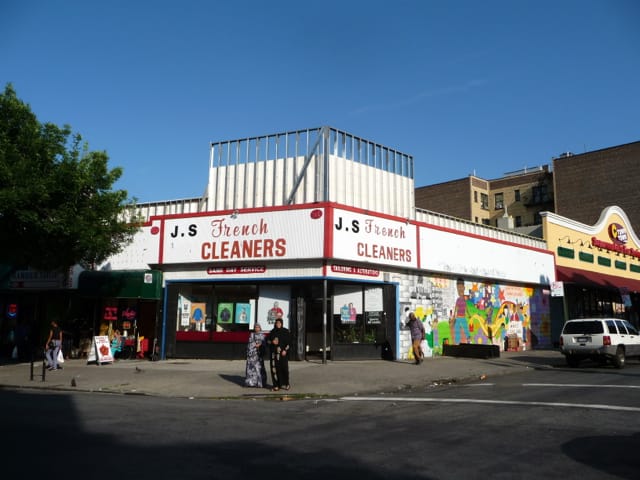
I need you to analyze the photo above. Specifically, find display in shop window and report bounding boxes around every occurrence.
[339,303,357,324]
[103,305,118,322]
[259,285,291,329]
[266,301,284,325]
[217,303,233,324]
[367,311,382,325]
[191,303,207,331]
[334,285,362,324]
[179,296,191,328]
[235,303,251,324]
[121,306,137,323]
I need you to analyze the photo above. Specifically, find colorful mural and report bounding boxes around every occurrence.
[407,276,551,359]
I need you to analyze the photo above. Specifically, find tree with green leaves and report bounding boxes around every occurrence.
[0,83,139,276]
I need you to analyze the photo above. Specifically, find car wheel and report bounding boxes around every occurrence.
[612,346,626,369]
[566,355,580,368]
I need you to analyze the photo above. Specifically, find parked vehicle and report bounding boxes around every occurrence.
[559,318,640,368]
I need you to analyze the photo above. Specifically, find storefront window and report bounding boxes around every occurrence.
[172,283,298,343]
[174,284,259,338]
[98,299,139,336]
[176,285,214,333]
[332,285,385,344]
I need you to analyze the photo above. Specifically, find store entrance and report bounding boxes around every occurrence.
[304,297,330,361]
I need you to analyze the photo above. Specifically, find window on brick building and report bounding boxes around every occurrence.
[514,189,521,201]
[480,193,489,210]
[532,185,549,204]
[495,192,504,210]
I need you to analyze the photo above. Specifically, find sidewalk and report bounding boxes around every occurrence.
[0,350,567,399]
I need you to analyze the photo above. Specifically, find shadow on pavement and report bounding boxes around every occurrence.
[219,373,247,387]
[562,432,640,480]
[2,389,435,480]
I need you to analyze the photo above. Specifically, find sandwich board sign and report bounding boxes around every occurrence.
[87,335,114,365]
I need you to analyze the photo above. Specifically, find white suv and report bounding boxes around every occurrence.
[559,318,640,368]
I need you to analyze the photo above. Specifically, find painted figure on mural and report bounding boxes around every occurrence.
[452,278,471,344]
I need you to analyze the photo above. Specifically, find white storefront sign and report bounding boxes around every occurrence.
[331,209,418,269]
[159,208,325,264]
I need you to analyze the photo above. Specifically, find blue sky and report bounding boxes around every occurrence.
[2,0,639,203]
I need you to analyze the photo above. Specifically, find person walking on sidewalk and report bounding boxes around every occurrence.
[267,318,291,391]
[407,312,425,364]
[44,320,63,371]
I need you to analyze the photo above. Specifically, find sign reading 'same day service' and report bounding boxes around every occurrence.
[331,209,418,269]
[160,208,325,264]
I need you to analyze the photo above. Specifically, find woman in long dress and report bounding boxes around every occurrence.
[267,318,291,391]
[244,323,267,387]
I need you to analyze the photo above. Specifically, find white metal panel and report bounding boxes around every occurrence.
[98,218,161,270]
[245,162,254,209]
[325,155,415,218]
[419,226,555,284]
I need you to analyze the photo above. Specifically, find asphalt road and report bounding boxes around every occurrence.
[4,362,640,480]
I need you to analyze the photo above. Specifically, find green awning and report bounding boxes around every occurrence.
[78,270,162,300]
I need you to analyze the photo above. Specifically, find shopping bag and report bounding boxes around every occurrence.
[57,349,65,364]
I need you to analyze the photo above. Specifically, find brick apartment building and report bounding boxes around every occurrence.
[415,140,640,238]
[553,141,640,236]
[414,166,553,235]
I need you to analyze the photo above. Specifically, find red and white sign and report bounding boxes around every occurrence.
[331,264,380,277]
[331,209,418,269]
[159,208,324,264]
[206,266,267,275]
[551,281,565,297]
[87,335,114,364]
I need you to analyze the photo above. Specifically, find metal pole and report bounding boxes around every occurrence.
[322,278,327,365]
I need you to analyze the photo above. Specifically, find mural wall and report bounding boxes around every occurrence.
[406,276,551,359]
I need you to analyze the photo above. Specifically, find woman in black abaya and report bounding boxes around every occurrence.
[267,318,291,391]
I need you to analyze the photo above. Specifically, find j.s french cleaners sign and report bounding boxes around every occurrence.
[331,209,418,269]
[159,208,325,264]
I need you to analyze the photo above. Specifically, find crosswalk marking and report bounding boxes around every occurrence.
[338,396,640,412]
[523,383,640,389]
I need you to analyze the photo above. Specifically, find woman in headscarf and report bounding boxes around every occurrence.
[267,318,291,391]
[244,323,267,387]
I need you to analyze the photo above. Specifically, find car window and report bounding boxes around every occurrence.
[606,320,619,334]
[563,321,604,334]
[622,321,639,336]
[615,320,628,334]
